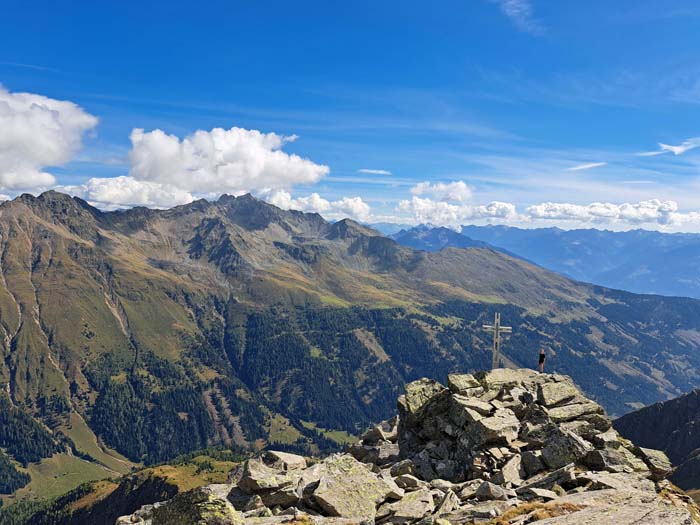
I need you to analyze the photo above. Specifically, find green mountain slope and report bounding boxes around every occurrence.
[2,191,700,500]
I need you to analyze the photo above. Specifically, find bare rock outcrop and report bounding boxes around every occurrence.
[116,369,699,524]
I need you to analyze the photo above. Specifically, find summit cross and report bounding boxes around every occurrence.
[482,312,512,370]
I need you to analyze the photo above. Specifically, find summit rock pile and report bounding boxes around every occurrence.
[116,369,699,524]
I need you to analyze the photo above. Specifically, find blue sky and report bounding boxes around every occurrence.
[2,0,700,230]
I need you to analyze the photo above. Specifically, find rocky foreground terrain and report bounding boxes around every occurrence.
[116,369,699,524]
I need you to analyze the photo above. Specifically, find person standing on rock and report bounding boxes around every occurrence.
[538,347,546,372]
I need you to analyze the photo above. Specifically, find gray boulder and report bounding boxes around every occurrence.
[305,454,393,520]
[475,481,512,501]
[636,447,673,481]
[541,429,592,469]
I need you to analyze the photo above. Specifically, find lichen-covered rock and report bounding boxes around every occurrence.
[399,378,449,417]
[464,408,520,447]
[238,458,296,493]
[361,416,399,444]
[541,429,592,469]
[546,401,604,423]
[304,454,393,520]
[379,487,435,521]
[537,380,579,407]
[262,451,307,471]
[150,486,243,525]
[447,373,481,394]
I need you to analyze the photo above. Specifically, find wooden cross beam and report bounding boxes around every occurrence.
[482,312,512,369]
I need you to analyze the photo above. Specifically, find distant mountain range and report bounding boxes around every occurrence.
[4,192,700,502]
[390,225,522,259]
[382,224,700,299]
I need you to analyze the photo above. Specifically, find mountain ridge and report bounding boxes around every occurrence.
[387,223,700,299]
[614,388,700,492]
[3,192,700,503]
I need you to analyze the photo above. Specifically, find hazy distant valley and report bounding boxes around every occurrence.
[386,224,700,299]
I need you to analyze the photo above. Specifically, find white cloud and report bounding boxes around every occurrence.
[264,190,372,222]
[394,194,700,230]
[128,127,329,194]
[525,199,680,225]
[0,85,98,191]
[64,176,194,210]
[410,181,473,203]
[638,138,700,156]
[488,0,544,35]
[398,196,517,227]
[567,162,607,171]
[659,139,700,155]
[357,168,392,175]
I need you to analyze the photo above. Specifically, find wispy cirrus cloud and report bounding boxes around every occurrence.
[358,168,392,175]
[567,162,608,171]
[0,61,62,73]
[488,0,545,35]
[638,138,700,157]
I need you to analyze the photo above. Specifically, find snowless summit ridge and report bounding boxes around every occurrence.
[118,369,699,524]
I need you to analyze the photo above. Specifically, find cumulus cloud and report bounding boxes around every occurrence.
[567,162,607,171]
[0,85,98,191]
[488,0,544,35]
[128,127,329,194]
[638,138,700,156]
[64,176,194,209]
[394,194,700,230]
[525,199,680,225]
[357,168,392,175]
[398,196,517,227]
[410,181,473,203]
[264,190,372,222]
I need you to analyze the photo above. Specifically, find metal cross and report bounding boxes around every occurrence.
[482,312,512,369]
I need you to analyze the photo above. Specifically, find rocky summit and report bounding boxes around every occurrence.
[116,369,698,524]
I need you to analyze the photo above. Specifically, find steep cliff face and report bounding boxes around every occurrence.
[113,369,698,525]
[614,389,700,491]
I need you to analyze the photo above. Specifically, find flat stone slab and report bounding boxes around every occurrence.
[537,381,580,407]
[381,487,435,521]
[448,373,481,393]
[239,458,297,493]
[637,447,673,481]
[532,488,696,524]
[308,454,393,520]
[546,401,603,423]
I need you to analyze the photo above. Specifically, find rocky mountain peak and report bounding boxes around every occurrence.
[3,190,101,240]
[326,218,379,240]
[213,193,327,235]
[117,368,697,524]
